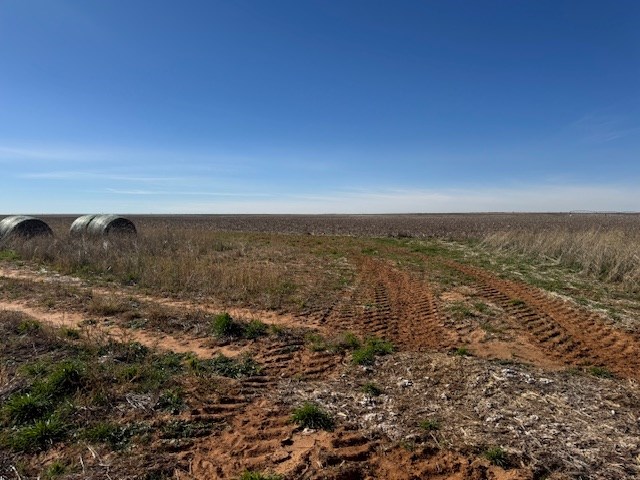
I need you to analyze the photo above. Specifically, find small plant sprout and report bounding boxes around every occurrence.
[238,472,283,480]
[419,418,440,431]
[351,337,394,365]
[453,346,470,357]
[587,366,613,378]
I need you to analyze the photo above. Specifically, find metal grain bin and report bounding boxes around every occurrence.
[70,214,136,236]
[0,216,53,240]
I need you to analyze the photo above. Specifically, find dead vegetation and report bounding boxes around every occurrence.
[1,214,639,479]
[483,228,640,291]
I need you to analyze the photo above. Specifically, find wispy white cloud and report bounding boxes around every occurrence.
[148,184,640,214]
[21,171,183,183]
[3,183,638,214]
[571,114,640,143]
[0,146,109,162]
[105,188,274,197]
[0,144,253,175]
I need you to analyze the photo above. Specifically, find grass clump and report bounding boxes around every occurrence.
[351,337,394,365]
[419,418,440,431]
[60,327,81,339]
[156,388,185,414]
[446,301,476,320]
[244,319,268,339]
[161,419,217,439]
[83,422,134,449]
[210,313,268,340]
[0,249,20,260]
[362,382,382,397]
[187,353,261,379]
[484,446,508,467]
[305,333,329,352]
[291,402,334,431]
[4,414,67,452]
[211,312,241,337]
[335,331,361,351]
[587,366,613,378]
[3,393,53,425]
[453,346,470,357]
[239,472,283,480]
[88,296,130,316]
[42,460,67,479]
[35,360,86,399]
[306,331,362,353]
[17,318,42,334]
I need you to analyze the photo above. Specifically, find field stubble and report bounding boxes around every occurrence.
[1,214,639,479]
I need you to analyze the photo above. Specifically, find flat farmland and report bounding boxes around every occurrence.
[1,214,639,480]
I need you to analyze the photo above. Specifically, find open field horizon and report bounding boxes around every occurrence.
[2,214,640,479]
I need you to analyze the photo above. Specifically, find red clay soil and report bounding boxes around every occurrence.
[442,259,640,380]
[4,255,640,478]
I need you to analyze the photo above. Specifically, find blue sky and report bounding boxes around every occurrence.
[1,0,639,213]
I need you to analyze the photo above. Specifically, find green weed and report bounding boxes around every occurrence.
[244,319,268,339]
[5,414,66,452]
[42,460,67,479]
[419,418,440,431]
[453,347,470,357]
[3,393,53,425]
[291,402,334,431]
[157,388,185,414]
[17,318,41,334]
[361,382,382,396]
[484,446,508,467]
[587,366,613,378]
[352,337,394,365]
[238,472,283,480]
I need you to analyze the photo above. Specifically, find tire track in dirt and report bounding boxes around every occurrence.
[0,264,314,331]
[189,400,382,480]
[344,257,457,351]
[444,260,640,379]
[298,283,359,332]
[0,299,232,358]
[189,401,307,478]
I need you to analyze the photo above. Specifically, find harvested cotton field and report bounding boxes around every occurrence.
[1,215,639,479]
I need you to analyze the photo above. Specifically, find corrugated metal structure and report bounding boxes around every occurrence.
[70,214,137,236]
[0,216,53,240]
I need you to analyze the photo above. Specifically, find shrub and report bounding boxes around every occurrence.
[291,402,334,431]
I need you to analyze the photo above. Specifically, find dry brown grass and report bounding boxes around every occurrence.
[483,228,640,290]
[0,226,352,312]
